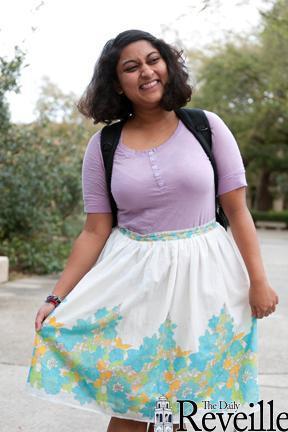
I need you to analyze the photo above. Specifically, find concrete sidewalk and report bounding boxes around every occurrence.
[0,228,287,432]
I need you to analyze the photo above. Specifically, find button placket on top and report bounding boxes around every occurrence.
[148,149,165,187]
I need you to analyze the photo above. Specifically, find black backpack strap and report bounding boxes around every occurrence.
[180,107,212,148]
[175,107,217,185]
[100,120,125,227]
[175,107,228,230]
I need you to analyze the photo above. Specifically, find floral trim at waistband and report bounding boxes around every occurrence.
[117,220,218,241]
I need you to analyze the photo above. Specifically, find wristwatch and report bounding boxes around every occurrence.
[45,295,63,307]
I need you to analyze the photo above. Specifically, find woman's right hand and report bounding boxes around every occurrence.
[35,302,56,331]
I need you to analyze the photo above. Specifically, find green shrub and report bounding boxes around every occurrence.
[1,234,72,274]
[250,210,288,225]
[0,213,84,274]
[0,123,86,273]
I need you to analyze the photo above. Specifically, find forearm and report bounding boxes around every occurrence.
[51,231,109,299]
[227,207,268,285]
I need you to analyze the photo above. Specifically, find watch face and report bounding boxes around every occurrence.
[156,427,162,432]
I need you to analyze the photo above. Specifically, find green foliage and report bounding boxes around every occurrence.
[188,0,288,210]
[0,47,97,274]
[1,233,72,274]
[0,212,85,274]
[0,46,25,131]
[0,122,86,273]
[250,210,288,224]
[0,124,82,236]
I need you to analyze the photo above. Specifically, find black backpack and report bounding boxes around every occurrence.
[100,108,228,231]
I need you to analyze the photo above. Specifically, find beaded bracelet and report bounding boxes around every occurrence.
[45,295,63,307]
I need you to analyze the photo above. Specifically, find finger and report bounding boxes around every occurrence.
[255,308,264,319]
[35,322,41,331]
[35,314,45,331]
[264,305,276,317]
[266,303,276,314]
[35,320,42,331]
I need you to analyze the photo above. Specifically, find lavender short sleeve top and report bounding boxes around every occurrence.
[82,110,247,234]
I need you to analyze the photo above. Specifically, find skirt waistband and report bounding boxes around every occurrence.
[117,219,218,241]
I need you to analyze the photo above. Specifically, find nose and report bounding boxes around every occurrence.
[140,63,154,78]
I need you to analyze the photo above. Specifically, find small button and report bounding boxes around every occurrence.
[158,181,164,186]
[148,150,154,155]
[151,164,157,169]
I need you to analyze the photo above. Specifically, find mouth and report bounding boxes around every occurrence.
[139,79,160,90]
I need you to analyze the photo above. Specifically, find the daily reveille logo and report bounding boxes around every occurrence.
[153,396,288,431]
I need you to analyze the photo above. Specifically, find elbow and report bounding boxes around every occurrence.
[224,206,249,223]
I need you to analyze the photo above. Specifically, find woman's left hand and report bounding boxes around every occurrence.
[249,281,279,319]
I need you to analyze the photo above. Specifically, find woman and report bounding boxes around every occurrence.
[26,30,279,432]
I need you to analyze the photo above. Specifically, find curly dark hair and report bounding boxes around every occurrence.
[77,29,192,125]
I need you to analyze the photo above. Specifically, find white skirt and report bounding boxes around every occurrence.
[25,219,259,425]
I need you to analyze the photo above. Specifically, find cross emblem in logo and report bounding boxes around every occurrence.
[154,395,173,432]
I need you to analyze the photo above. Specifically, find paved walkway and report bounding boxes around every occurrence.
[0,228,287,431]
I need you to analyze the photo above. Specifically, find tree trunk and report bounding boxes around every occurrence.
[256,169,273,211]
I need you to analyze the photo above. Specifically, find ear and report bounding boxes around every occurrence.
[113,81,123,95]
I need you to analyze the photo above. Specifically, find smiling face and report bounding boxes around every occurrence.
[115,39,169,110]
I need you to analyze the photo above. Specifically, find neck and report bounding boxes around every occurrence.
[129,106,177,128]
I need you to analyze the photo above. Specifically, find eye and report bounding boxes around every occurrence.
[149,57,160,63]
[125,65,137,72]
[124,57,160,72]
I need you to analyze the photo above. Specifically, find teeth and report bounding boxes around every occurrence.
[141,80,159,89]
